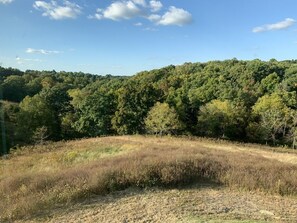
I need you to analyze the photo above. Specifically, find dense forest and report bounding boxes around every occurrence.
[1,58,297,154]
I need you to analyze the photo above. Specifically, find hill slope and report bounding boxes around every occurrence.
[1,136,297,222]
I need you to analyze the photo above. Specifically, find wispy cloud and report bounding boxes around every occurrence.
[143,27,158,32]
[132,0,146,7]
[26,48,62,55]
[33,0,82,20]
[16,56,42,65]
[0,0,13,4]
[89,0,192,27]
[253,18,296,33]
[134,22,143,26]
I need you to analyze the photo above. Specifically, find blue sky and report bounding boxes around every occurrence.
[0,0,297,75]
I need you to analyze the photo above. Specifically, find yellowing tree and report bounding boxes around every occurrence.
[145,102,183,135]
[197,100,247,139]
[250,93,291,145]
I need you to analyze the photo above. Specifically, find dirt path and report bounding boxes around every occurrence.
[25,186,297,223]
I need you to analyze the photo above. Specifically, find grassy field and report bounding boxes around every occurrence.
[1,136,297,222]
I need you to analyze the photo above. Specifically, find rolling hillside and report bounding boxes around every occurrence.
[1,136,297,222]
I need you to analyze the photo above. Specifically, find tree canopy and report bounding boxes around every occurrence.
[1,59,297,154]
[145,102,183,135]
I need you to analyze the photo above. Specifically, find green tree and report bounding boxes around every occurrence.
[40,76,56,89]
[0,101,8,155]
[166,86,194,132]
[145,102,183,135]
[73,90,116,136]
[249,94,291,145]
[260,72,280,94]
[40,85,72,139]
[2,75,27,102]
[25,77,42,96]
[0,100,21,153]
[286,110,297,149]
[18,94,55,143]
[112,81,158,134]
[197,100,247,139]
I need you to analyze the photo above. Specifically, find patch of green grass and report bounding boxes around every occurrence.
[61,146,122,163]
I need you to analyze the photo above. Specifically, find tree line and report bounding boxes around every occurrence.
[1,58,297,154]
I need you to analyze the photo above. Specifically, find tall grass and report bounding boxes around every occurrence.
[1,136,297,221]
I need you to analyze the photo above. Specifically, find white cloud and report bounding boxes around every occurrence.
[143,27,158,32]
[147,14,161,22]
[132,0,146,7]
[134,22,143,26]
[149,0,162,12]
[16,57,42,65]
[253,18,296,33]
[26,48,62,55]
[88,8,103,20]
[89,1,192,27]
[157,6,192,26]
[33,0,82,20]
[94,1,142,21]
[0,0,13,4]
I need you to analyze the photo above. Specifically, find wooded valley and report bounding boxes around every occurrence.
[1,58,297,154]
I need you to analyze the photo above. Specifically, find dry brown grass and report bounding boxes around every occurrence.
[1,136,297,221]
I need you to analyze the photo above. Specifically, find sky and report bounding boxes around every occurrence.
[0,0,297,76]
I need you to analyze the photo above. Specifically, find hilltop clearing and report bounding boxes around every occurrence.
[1,136,297,222]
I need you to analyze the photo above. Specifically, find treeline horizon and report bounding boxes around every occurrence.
[1,58,297,154]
